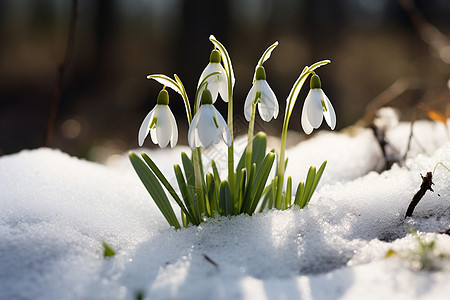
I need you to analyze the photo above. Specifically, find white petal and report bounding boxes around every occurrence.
[301,102,314,135]
[188,108,202,150]
[197,105,221,149]
[150,128,158,144]
[321,91,336,130]
[197,63,222,103]
[216,64,229,102]
[258,80,278,122]
[155,106,171,148]
[166,106,178,147]
[211,105,231,146]
[244,83,258,121]
[305,89,324,128]
[138,106,157,146]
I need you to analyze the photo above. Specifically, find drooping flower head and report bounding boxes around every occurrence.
[244,66,279,122]
[301,73,336,134]
[138,89,178,148]
[188,88,231,150]
[196,49,228,106]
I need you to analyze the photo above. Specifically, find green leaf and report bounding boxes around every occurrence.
[219,180,232,215]
[241,163,256,213]
[269,177,277,209]
[248,151,276,214]
[181,152,195,188]
[294,181,305,207]
[102,242,115,258]
[237,168,247,214]
[300,166,316,208]
[251,132,267,167]
[235,132,267,197]
[253,41,279,83]
[129,152,180,228]
[206,173,217,216]
[181,210,187,228]
[174,164,199,225]
[304,160,327,208]
[285,176,292,210]
[258,186,272,213]
[141,152,192,221]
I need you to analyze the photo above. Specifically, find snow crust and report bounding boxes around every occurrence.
[1,120,449,300]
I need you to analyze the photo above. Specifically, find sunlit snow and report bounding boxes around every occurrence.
[1,119,449,300]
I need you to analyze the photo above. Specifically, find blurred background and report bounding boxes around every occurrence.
[0,0,449,163]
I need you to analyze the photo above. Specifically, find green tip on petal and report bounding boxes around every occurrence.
[157,89,169,105]
[200,88,213,105]
[255,66,266,81]
[210,49,221,63]
[310,74,322,89]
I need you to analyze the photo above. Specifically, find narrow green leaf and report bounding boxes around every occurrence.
[206,173,217,217]
[294,181,305,207]
[102,242,115,258]
[211,160,221,210]
[248,152,276,214]
[181,210,187,228]
[299,166,316,209]
[258,187,272,213]
[241,163,256,213]
[141,153,192,221]
[251,132,267,167]
[285,176,292,210]
[181,152,195,187]
[211,160,221,184]
[237,168,247,214]
[304,160,327,208]
[129,152,180,228]
[219,181,232,215]
[174,164,199,225]
[269,177,277,209]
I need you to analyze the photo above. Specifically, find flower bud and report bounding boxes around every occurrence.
[255,66,266,81]
[209,49,221,63]
[156,89,169,105]
[310,74,322,89]
[200,88,213,105]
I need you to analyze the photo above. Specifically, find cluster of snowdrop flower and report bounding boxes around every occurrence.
[130,35,336,229]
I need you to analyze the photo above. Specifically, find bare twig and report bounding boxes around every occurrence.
[405,172,434,218]
[43,0,78,147]
[203,254,219,269]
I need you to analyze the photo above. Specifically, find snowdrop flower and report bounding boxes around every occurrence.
[138,89,178,148]
[188,88,231,150]
[197,49,228,104]
[301,74,336,134]
[244,66,279,122]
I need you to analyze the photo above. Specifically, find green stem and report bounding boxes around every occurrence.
[275,118,289,209]
[227,78,235,206]
[245,103,257,176]
[274,60,331,209]
[174,74,192,125]
[193,148,205,215]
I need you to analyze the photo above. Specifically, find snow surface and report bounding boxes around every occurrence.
[1,119,449,300]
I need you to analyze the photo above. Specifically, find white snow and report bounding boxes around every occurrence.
[1,119,449,300]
